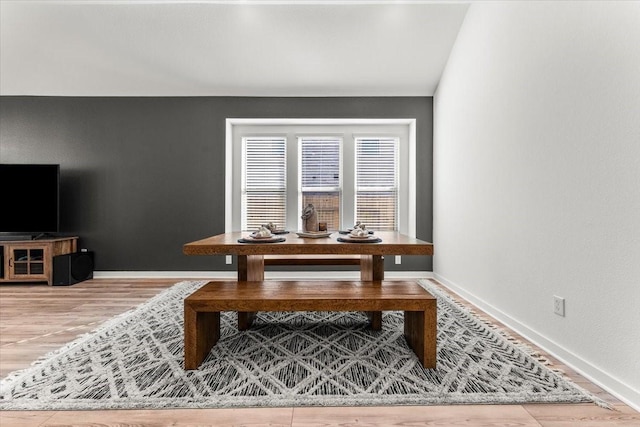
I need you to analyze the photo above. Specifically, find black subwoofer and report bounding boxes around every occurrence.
[53,251,94,286]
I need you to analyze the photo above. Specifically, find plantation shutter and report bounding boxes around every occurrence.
[355,137,398,231]
[242,136,286,231]
[300,137,341,230]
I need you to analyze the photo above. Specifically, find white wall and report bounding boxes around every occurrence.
[434,1,640,409]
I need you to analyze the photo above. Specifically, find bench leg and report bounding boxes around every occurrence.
[237,312,256,330]
[361,255,384,330]
[365,311,382,330]
[404,305,437,369]
[237,255,264,330]
[184,305,220,370]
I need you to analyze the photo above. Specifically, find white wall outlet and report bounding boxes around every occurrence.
[395,255,402,265]
[553,296,565,317]
[225,255,233,265]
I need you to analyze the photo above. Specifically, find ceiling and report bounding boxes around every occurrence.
[0,1,469,97]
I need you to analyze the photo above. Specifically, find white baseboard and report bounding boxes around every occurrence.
[93,271,237,279]
[434,273,640,412]
[93,271,434,280]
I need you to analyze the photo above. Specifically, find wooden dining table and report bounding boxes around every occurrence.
[184,231,433,279]
[183,231,434,329]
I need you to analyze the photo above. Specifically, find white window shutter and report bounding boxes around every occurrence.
[242,137,287,231]
[355,137,398,231]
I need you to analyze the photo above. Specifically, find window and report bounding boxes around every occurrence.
[226,119,416,237]
[355,137,398,231]
[300,137,341,231]
[242,136,286,231]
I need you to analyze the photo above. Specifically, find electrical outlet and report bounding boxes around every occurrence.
[395,255,402,265]
[225,255,233,265]
[553,296,565,317]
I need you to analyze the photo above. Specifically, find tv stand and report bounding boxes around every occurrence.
[32,233,58,240]
[0,237,78,286]
[0,235,35,242]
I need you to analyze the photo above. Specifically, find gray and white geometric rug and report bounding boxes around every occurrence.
[0,279,606,410]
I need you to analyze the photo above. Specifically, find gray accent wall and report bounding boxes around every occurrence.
[0,97,433,272]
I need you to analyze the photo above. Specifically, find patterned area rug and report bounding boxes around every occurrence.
[0,280,605,410]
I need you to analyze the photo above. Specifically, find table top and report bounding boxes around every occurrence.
[183,231,434,256]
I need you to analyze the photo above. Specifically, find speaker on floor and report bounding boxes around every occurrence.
[53,251,94,286]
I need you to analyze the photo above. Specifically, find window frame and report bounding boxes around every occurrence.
[226,118,416,237]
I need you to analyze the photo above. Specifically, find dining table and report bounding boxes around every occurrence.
[183,230,434,282]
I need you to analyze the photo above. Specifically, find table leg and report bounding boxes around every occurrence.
[361,255,384,330]
[360,255,384,281]
[237,254,264,330]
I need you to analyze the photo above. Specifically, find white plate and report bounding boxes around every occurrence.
[345,229,374,235]
[339,235,381,243]
[241,235,285,243]
[345,235,372,240]
[270,230,289,235]
[250,233,275,239]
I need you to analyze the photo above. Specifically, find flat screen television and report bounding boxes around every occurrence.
[0,164,60,239]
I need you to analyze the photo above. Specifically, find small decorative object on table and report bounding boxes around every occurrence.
[337,221,381,243]
[350,222,368,238]
[239,226,286,243]
[339,221,374,235]
[263,222,288,234]
[301,203,318,232]
[253,226,273,239]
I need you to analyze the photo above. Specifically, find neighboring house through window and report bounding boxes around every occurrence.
[300,136,342,231]
[226,119,416,237]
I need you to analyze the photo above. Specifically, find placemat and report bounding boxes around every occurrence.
[237,237,286,244]
[337,236,382,243]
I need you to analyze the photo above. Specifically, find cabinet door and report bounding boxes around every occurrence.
[7,246,50,281]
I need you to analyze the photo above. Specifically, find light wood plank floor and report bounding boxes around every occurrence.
[1,278,637,427]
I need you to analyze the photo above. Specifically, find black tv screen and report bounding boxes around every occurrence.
[0,164,60,236]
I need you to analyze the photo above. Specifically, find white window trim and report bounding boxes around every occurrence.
[226,118,417,237]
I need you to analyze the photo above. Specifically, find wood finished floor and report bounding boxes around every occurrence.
[0,278,637,427]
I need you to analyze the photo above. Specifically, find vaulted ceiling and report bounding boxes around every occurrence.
[0,1,469,96]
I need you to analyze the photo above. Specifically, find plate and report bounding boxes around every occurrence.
[251,231,289,237]
[296,231,332,239]
[250,234,275,239]
[340,229,374,235]
[345,234,372,240]
[337,235,382,243]
[270,230,289,235]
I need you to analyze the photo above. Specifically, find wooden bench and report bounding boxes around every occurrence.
[184,280,437,370]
